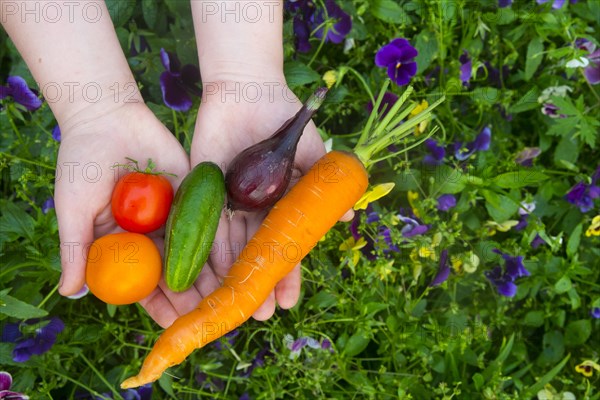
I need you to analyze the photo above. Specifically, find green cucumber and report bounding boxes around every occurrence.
[164,162,225,292]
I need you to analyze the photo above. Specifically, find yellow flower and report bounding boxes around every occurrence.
[485,220,519,235]
[451,255,463,273]
[323,70,338,89]
[408,100,430,135]
[585,215,600,237]
[339,236,367,266]
[407,190,421,218]
[575,360,600,377]
[354,182,395,210]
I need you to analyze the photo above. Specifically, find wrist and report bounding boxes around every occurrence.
[192,1,284,84]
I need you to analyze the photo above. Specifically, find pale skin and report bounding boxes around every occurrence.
[1,0,351,328]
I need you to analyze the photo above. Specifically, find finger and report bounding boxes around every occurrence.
[274,264,302,309]
[252,292,276,321]
[138,284,180,329]
[193,263,223,299]
[55,203,93,297]
[339,209,355,222]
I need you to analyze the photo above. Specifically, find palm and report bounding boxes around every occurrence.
[189,84,327,321]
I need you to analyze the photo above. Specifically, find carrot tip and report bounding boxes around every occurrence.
[120,376,143,389]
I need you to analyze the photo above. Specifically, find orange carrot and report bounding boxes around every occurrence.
[121,150,369,389]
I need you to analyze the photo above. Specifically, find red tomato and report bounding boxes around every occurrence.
[111,172,174,233]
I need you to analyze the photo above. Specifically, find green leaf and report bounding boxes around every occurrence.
[142,0,158,28]
[414,30,438,74]
[370,0,409,24]
[508,88,540,114]
[105,0,136,28]
[554,276,572,294]
[342,331,370,357]
[566,223,582,259]
[564,320,591,346]
[430,165,468,194]
[481,190,519,223]
[537,330,564,366]
[524,311,545,327]
[472,87,500,105]
[305,291,337,309]
[0,200,36,242]
[284,62,321,89]
[525,37,544,81]
[492,171,548,189]
[554,134,579,165]
[0,293,48,319]
[524,355,570,397]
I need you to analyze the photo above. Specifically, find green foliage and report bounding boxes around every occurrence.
[1,0,599,399]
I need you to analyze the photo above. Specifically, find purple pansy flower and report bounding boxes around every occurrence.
[88,384,152,400]
[479,62,510,88]
[459,50,472,86]
[0,76,42,111]
[517,201,536,229]
[293,15,312,53]
[423,139,446,166]
[0,371,28,400]
[375,38,419,86]
[437,194,456,212]
[51,125,61,142]
[42,197,55,214]
[239,394,251,400]
[515,147,541,167]
[366,91,399,119]
[130,35,151,57]
[1,317,64,362]
[159,48,202,112]
[485,266,518,297]
[591,307,600,319]
[493,249,529,279]
[312,0,352,44]
[498,0,512,7]
[213,329,239,351]
[454,126,491,161]
[485,249,529,297]
[350,209,399,258]
[531,234,546,249]
[565,167,600,213]
[429,249,450,287]
[241,343,274,378]
[583,50,600,85]
[398,214,429,238]
[537,0,578,9]
[378,226,400,253]
[541,103,568,118]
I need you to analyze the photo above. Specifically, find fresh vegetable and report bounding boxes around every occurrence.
[111,159,174,234]
[225,87,328,212]
[120,83,445,388]
[85,232,162,305]
[121,150,368,388]
[164,162,225,292]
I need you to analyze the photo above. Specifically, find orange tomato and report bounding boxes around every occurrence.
[85,232,162,305]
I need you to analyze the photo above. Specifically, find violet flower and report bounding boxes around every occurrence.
[479,62,510,88]
[51,125,61,142]
[454,126,491,161]
[537,0,577,9]
[375,38,418,86]
[366,91,399,119]
[591,307,600,319]
[429,249,450,286]
[293,15,312,53]
[498,0,512,7]
[0,371,28,400]
[213,329,239,351]
[159,48,202,112]
[398,214,429,238]
[531,234,546,249]
[541,103,567,118]
[437,194,456,212]
[42,197,55,214]
[583,50,600,85]
[422,139,446,166]
[241,344,274,378]
[515,147,541,167]
[1,317,64,362]
[459,50,472,86]
[312,0,352,44]
[0,76,42,111]
[565,167,600,212]
[90,384,152,400]
[485,249,529,297]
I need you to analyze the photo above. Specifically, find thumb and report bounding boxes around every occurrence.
[55,201,94,297]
